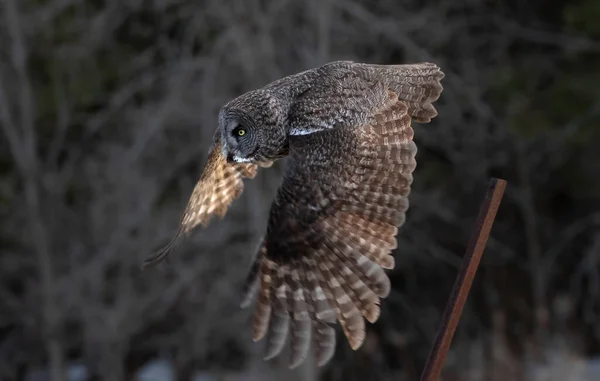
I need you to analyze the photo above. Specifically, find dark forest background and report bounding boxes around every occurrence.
[1,0,600,380]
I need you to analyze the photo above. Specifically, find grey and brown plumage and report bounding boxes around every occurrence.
[143,61,444,368]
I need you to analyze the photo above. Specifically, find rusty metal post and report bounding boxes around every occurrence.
[420,178,507,381]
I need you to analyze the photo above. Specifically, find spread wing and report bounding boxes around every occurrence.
[143,134,272,268]
[241,90,432,368]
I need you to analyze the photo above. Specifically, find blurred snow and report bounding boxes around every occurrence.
[24,362,88,381]
[136,358,174,381]
[584,357,600,379]
[132,355,600,381]
[16,352,600,381]
[526,350,600,381]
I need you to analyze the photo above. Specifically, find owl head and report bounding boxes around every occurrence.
[219,89,288,163]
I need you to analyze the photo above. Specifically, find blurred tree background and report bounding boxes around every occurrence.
[1,0,599,380]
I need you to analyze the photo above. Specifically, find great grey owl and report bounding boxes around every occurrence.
[144,61,444,368]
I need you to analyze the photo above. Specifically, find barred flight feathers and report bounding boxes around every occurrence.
[142,136,271,268]
[143,61,444,368]
[242,87,441,367]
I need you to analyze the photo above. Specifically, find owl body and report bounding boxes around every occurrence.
[266,127,355,259]
[145,60,444,368]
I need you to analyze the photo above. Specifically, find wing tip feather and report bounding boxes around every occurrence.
[141,230,183,269]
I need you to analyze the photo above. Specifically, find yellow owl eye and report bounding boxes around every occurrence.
[237,128,246,136]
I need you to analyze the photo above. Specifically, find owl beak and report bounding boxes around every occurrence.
[226,152,235,163]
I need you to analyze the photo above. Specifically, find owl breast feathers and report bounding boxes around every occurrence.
[144,61,444,368]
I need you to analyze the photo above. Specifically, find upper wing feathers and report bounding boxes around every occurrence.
[288,61,443,135]
[370,62,444,122]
